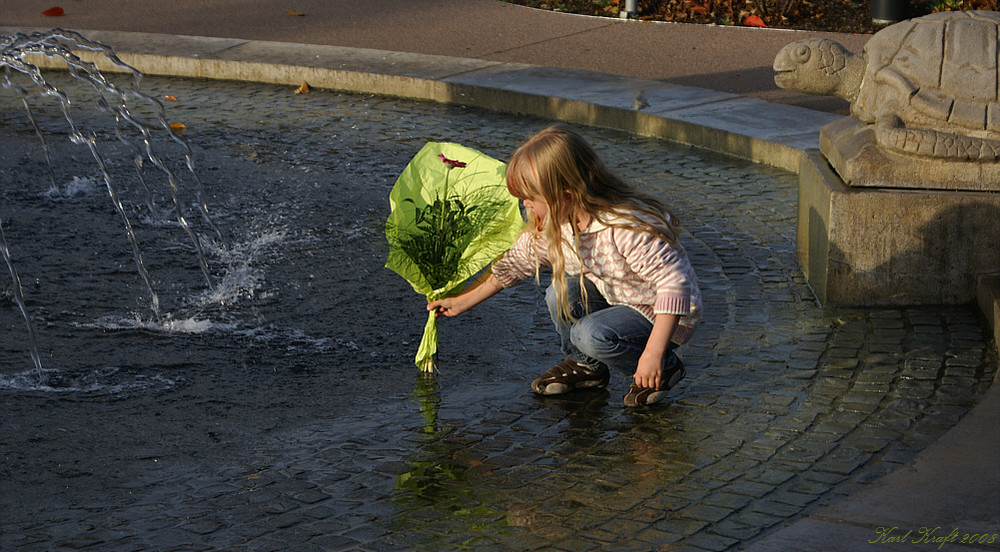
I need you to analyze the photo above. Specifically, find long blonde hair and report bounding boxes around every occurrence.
[505,125,681,323]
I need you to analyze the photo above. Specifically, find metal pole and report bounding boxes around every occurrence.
[621,0,637,18]
[870,0,906,25]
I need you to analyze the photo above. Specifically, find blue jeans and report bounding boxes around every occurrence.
[545,277,675,375]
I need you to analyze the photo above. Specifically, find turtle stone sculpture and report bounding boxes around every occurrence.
[773,10,1000,161]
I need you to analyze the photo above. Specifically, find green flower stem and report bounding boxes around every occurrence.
[416,309,438,373]
[416,286,455,373]
[439,167,451,235]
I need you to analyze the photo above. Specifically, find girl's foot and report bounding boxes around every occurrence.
[532,358,610,395]
[624,354,685,407]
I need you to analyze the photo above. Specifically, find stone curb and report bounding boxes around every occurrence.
[3,27,841,174]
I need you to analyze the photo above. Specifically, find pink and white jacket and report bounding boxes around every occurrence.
[491,214,701,344]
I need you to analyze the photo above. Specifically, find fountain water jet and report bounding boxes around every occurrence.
[1,29,222,379]
[0,221,42,377]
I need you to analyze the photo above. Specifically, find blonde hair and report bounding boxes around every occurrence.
[505,124,681,324]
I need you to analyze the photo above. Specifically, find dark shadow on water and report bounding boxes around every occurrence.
[532,386,610,412]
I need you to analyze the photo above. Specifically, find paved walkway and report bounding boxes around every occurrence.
[2,2,998,550]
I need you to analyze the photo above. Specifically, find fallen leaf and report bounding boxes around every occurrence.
[294,81,310,94]
[287,10,305,16]
[164,95,178,102]
[744,15,767,27]
[42,7,64,16]
[169,122,187,132]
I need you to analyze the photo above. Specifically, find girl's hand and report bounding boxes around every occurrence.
[635,352,664,389]
[634,313,679,389]
[426,272,504,318]
[427,297,468,318]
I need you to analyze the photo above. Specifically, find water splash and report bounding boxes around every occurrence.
[1,29,223,378]
[0,366,179,394]
[42,175,101,199]
[82,314,234,335]
[198,228,290,306]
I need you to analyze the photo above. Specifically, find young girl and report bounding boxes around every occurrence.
[427,125,701,407]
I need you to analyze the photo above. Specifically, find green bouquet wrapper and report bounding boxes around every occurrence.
[385,142,523,372]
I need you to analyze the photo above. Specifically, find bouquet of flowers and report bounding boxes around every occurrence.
[385,142,523,373]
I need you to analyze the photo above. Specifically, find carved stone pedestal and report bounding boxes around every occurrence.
[821,118,1000,193]
[797,122,1000,306]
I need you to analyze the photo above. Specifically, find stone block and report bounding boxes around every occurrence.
[821,118,1000,192]
[977,273,1000,361]
[797,150,1000,306]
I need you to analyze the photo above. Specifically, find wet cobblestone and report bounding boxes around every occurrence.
[2,75,997,551]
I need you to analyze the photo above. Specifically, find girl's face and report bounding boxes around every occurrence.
[522,196,549,222]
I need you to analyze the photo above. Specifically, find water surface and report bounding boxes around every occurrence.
[1,73,994,551]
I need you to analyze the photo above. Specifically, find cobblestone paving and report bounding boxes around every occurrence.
[1,76,996,551]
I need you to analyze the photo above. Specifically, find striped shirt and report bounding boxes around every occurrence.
[492,214,701,344]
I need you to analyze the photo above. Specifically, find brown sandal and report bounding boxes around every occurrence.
[531,358,610,395]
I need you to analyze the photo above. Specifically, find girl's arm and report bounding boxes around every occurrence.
[634,313,679,389]
[431,228,543,318]
[427,272,504,318]
[613,226,690,388]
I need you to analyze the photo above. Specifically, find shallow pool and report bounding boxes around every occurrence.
[1,73,994,551]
